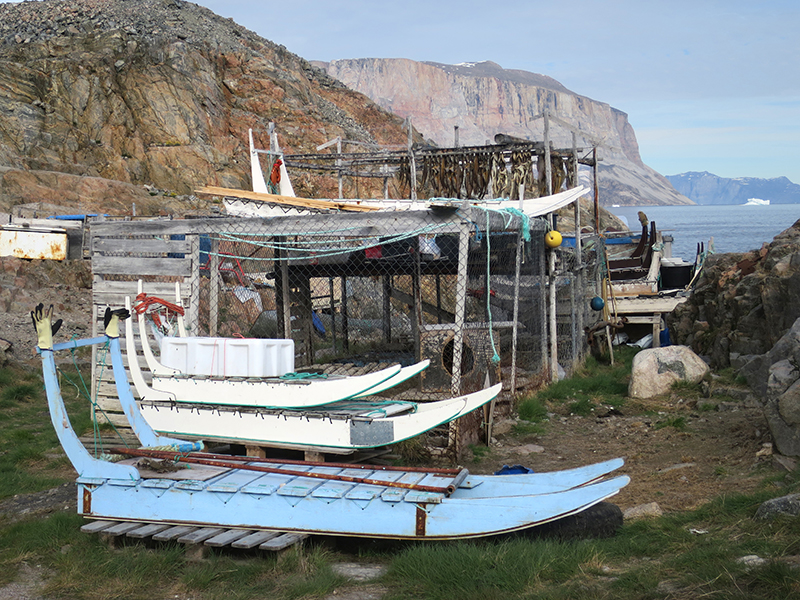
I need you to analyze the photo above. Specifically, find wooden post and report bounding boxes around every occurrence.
[337,137,343,199]
[188,234,200,335]
[593,147,600,233]
[299,276,314,365]
[510,182,525,394]
[383,275,391,343]
[341,276,349,352]
[450,219,470,397]
[274,245,285,339]
[435,275,442,325]
[549,249,558,382]
[544,110,553,197]
[571,135,582,365]
[209,237,220,337]
[539,228,548,377]
[572,135,581,263]
[544,110,558,381]
[407,118,417,201]
[329,277,337,351]
[412,250,423,360]
[281,249,291,342]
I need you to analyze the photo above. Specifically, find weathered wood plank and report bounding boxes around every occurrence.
[204,529,252,547]
[92,280,191,299]
[260,532,308,551]
[101,522,143,536]
[80,520,118,533]
[197,186,381,212]
[152,525,198,542]
[178,527,224,545]
[94,392,123,411]
[87,409,128,428]
[127,523,172,539]
[92,256,192,277]
[90,210,466,238]
[231,530,281,549]
[92,237,192,255]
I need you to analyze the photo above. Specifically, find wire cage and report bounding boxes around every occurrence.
[90,202,603,460]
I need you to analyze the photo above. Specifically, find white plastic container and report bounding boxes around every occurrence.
[160,337,295,378]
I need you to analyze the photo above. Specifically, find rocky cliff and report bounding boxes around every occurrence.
[668,218,800,369]
[0,0,414,214]
[667,171,800,205]
[319,58,692,207]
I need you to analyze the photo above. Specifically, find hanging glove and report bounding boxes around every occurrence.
[103,307,130,339]
[31,303,62,350]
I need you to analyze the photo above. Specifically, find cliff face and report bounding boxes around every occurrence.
[0,0,412,213]
[667,172,800,205]
[668,218,800,368]
[320,58,692,207]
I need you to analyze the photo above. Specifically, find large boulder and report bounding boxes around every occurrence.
[628,345,710,399]
[740,317,800,456]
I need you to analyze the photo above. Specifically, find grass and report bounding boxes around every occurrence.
[377,483,800,599]
[469,444,491,461]
[0,364,97,499]
[654,415,688,430]
[517,347,636,421]
[2,349,799,599]
[517,397,548,422]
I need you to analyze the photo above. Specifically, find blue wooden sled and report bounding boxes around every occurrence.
[36,306,630,540]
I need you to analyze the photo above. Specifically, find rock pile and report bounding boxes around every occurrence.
[667,220,800,456]
[739,318,800,456]
[668,219,800,370]
[0,0,411,213]
[0,0,273,56]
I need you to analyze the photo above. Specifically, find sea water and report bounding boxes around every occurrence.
[609,204,799,262]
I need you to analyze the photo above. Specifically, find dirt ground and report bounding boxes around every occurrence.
[483,396,776,514]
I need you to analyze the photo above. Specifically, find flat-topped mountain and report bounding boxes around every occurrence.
[318,58,693,206]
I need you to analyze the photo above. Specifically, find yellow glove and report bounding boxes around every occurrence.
[103,307,130,338]
[31,303,62,350]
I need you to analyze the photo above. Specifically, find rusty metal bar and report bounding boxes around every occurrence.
[110,447,462,495]
[129,448,463,475]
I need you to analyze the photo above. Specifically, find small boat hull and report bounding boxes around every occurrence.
[137,384,500,450]
[77,469,628,540]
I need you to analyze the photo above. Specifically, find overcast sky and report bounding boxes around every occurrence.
[196,0,800,184]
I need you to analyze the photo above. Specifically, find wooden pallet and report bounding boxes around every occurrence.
[81,519,308,558]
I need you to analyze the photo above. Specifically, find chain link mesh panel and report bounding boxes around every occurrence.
[90,199,605,458]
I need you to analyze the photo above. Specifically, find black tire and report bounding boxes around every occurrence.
[517,501,624,541]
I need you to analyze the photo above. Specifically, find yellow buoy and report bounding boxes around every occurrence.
[545,230,562,248]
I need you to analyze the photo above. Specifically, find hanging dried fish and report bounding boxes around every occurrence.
[397,157,410,191]
[492,152,511,198]
[551,154,565,192]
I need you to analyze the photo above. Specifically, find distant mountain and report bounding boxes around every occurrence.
[666,172,800,205]
[317,58,693,207]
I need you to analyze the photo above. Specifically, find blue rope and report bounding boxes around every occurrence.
[207,221,451,262]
